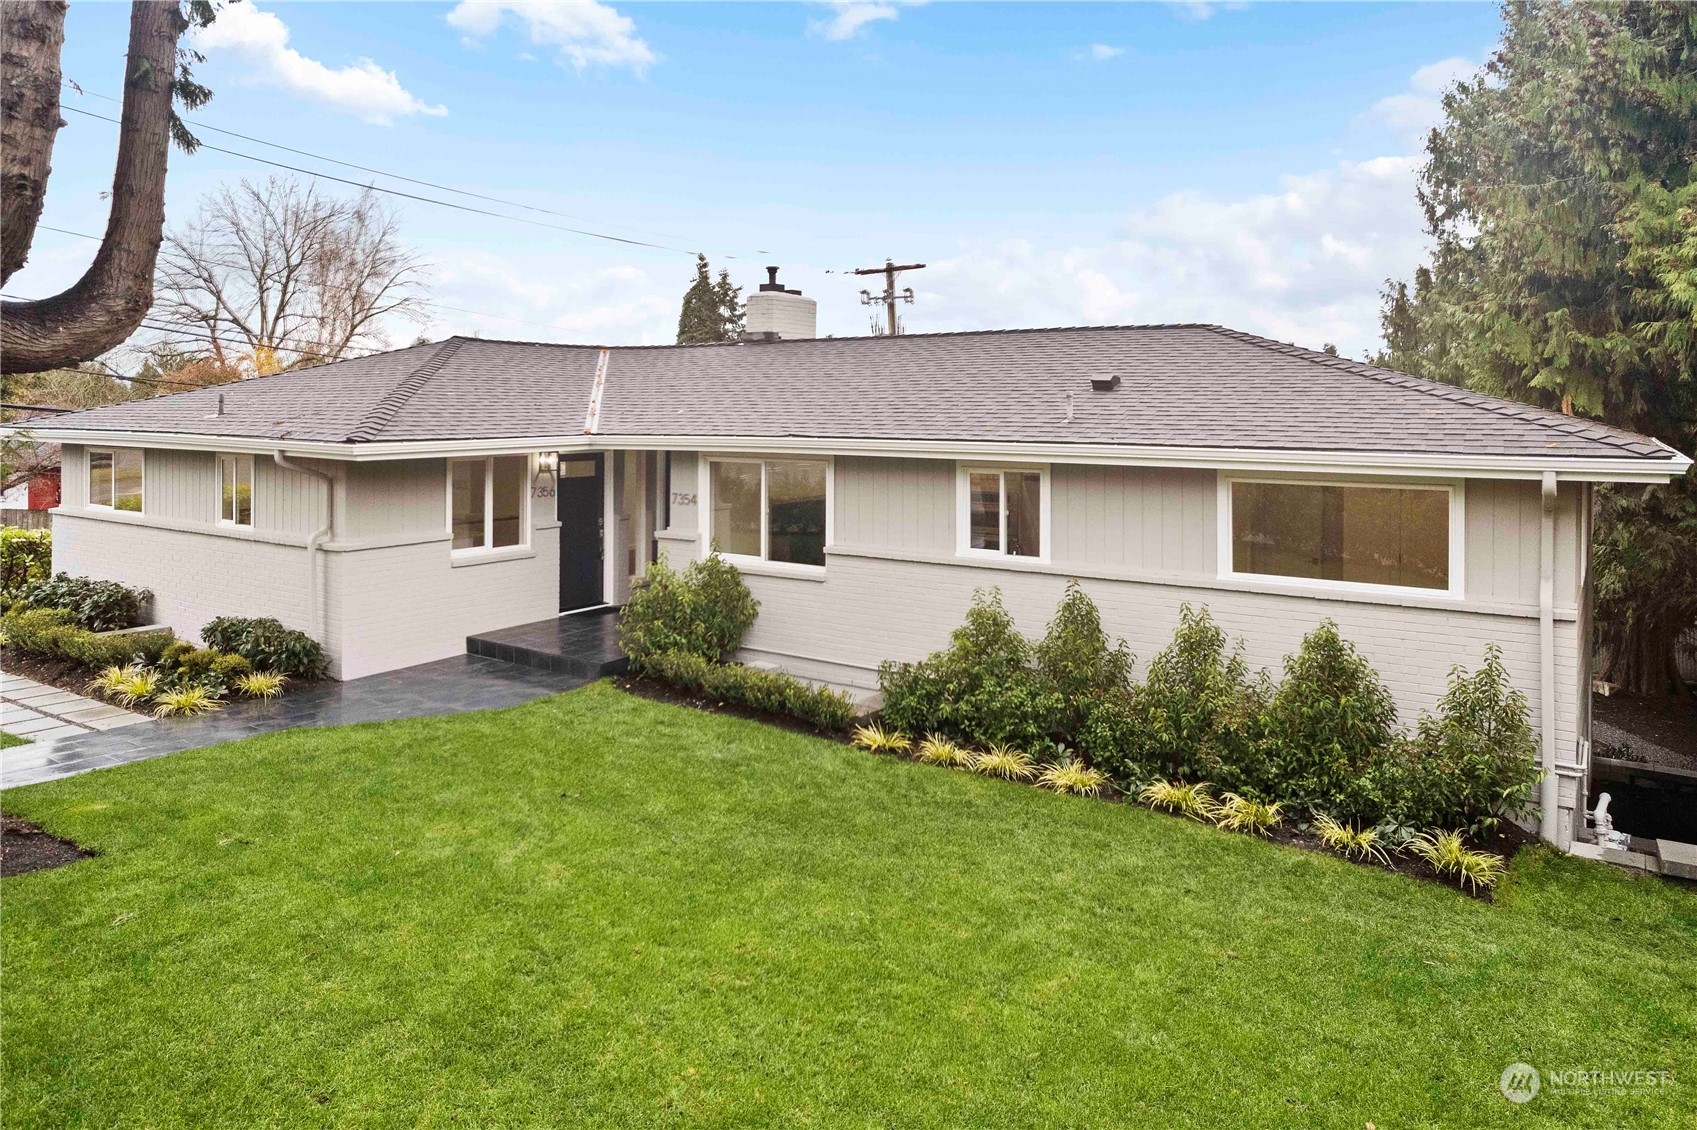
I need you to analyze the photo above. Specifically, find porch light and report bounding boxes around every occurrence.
[537,451,559,474]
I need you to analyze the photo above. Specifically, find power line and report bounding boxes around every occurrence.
[853,259,926,336]
[64,105,698,257]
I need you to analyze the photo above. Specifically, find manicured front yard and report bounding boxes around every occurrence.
[2,683,1693,1127]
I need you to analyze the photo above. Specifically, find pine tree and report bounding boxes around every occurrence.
[675,255,745,344]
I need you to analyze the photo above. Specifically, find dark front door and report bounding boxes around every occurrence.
[558,454,604,612]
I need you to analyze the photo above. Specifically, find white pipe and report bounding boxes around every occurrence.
[274,451,334,645]
[1539,471,1560,845]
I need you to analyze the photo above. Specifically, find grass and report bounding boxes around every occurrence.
[2,682,1694,1128]
[0,731,32,749]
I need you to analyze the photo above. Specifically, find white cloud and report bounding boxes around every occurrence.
[1362,56,1478,146]
[191,2,445,124]
[1168,2,1248,22]
[446,1,655,73]
[812,2,902,41]
[1087,44,1124,61]
[921,154,1427,357]
[428,256,673,344]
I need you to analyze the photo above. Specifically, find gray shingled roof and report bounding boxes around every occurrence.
[24,324,1679,462]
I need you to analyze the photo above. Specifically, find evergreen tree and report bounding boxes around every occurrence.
[676,254,745,344]
[1377,0,1697,695]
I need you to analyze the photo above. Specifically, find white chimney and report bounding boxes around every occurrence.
[744,266,816,340]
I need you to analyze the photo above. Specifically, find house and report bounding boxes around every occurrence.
[12,279,1690,849]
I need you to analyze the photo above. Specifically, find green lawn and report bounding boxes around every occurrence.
[3,683,1693,1128]
[0,731,33,749]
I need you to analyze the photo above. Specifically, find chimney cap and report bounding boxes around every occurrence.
[759,265,801,294]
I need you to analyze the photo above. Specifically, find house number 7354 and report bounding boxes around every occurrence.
[670,492,697,506]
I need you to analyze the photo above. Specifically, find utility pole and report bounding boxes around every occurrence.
[854,259,925,335]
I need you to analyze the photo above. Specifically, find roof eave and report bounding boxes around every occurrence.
[8,425,1688,483]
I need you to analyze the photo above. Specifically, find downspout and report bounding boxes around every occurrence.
[1539,471,1559,845]
[274,451,334,645]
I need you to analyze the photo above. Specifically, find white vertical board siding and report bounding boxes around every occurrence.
[1464,478,1581,607]
[339,459,446,540]
[1051,464,1215,575]
[256,456,331,538]
[833,456,955,555]
[144,449,216,523]
[59,444,87,507]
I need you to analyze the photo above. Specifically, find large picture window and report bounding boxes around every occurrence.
[959,466,1046,560]
[88,448,143,512]
[218,453,254,527]
[709,458,829,568]
[449,456,530,555]
[1227,479,1455,593]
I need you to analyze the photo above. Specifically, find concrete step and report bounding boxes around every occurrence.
[466,610,628,679]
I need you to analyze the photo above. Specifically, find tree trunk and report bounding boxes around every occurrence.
[0,1,67,285]
[0,2,187,375]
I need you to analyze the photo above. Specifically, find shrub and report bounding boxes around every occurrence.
[2,608,172,667]
[1312,815,1390,864]
[1036,758,1108,797]
[210,652,253,682]
[159,639,196,670]
[851,722,913,755]
[178,647,222,677]
[234,671,288,699]
[878,589,1063,751]
[0,528,52,599]
[620,554,759,665]
[1138,779,1217,821]
[1095,606,1268,789]
[1257,621,1400,822]
[152,685,223,718]
[642,649,857,731]
[12,573,150,632]
[201,616,327,680]
[1395,646,1541,835]
[970,743,1036,782]
[1213,793,1282,836]
[1033,581,1134,736]
[916,733,972,768]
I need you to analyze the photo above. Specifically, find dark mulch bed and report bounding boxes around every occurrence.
[0,648,125,708]
[1,812,92,877]
[615,676,1524,900]
[1595,690,1697,764]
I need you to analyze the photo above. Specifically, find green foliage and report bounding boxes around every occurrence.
[877,588,1064,751]
[642,649,857,732]
[234,671,288,700]
[11,573,150,632]
[1312,815,1390,865]
[1092,605,1268,788]
[916,733,972,768]
[159,640,196,670]
[1257,621,1399,822]
[1406,829,1507,892]
[1213,793,1282,837]
[1,607,172,667]
[1376,3,1697,694]
[675,253,745,344]
[200,616,327,680]
[1395,645,1541,835]
[1033,580,1134,736]
[620,554,760,666]
[0,528,52,598]
[851,722,913,755]
[1035,758,1107,797]
[211,652,253,682]
[151,685,223,718]
[969,743,1035,782]
[1138,779,1217,821]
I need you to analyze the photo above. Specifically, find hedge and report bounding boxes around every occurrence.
[1,608,173,668]
[640,649,858,732]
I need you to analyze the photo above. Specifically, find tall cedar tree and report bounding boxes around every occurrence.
[1376,1,1697,695]
[676,254,744,344]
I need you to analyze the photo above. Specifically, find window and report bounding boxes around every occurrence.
[1226,479,1455,593]
[708,458,829,568]
[960,466,1046,559]
[88,448,143,512]
[449,455,530,554]
[218,453,253,526]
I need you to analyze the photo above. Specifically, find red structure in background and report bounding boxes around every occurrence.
[27,467,60,510]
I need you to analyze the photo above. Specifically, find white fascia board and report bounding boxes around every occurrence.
[8,426,1689,483]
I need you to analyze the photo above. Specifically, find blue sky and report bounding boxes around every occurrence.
[13,1,1504,357]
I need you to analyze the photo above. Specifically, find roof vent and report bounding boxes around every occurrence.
[1090,373,1121,392]
[745,266,817,340]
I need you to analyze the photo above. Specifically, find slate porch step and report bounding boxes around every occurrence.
[466,609,628,679]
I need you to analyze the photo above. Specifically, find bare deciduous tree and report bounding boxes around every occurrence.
[153,176,429,370]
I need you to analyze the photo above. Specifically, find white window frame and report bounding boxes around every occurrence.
[701,456,833,576]
[446,454,534,561]
[1217,473,1466,600]
[216,453,255,528]
[955,463,1051,564]
[87,447,144,514]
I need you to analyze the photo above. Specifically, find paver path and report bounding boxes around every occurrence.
[1,674,149,743]
[1,655,586,790]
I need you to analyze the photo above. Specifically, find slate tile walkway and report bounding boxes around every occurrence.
[1,655,587,791]
[1,674,150,743]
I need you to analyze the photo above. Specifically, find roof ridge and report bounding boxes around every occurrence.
[451,323,1222,352]
[345,337,467,443]
[1201,326,1670,458]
